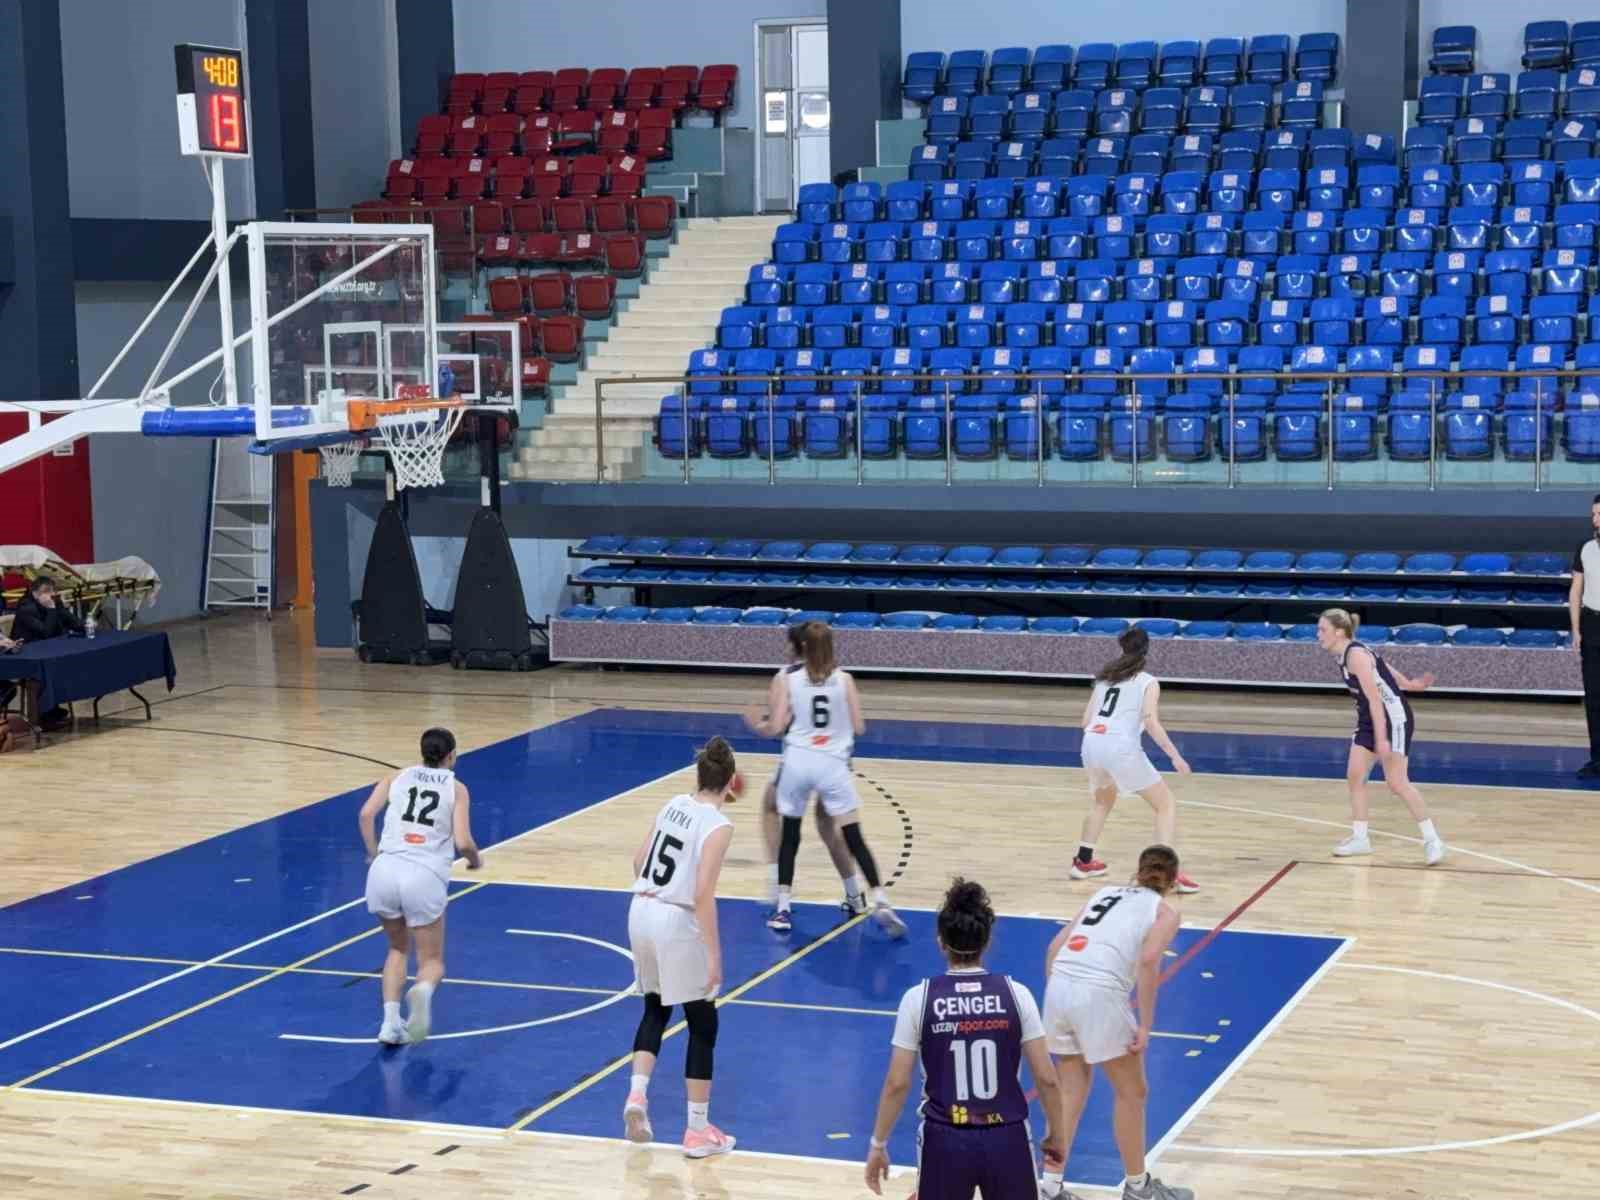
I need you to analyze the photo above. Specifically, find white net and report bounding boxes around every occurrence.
[372,404,464,490]
[317,438,365,487]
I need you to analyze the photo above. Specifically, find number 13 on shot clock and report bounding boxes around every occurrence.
[174,43,250,158]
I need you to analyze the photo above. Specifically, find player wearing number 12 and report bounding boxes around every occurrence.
[622,737,739,1158]
[359,727,482,1046]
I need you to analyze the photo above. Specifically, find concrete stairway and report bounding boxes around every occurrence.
[509,214,786,482]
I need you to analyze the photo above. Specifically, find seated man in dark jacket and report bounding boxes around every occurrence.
[12,577,83,726]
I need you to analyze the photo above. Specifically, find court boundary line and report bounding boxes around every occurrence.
[1169,961,1600,1159]
[1148,935,1357,1167]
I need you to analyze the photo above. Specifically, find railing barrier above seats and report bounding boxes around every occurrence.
[593,367,1582,490]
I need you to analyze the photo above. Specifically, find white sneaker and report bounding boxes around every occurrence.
[1423,837,1447,866]
[404,982,434,1044]
[840,892,868,916]
[622,1092,652,1144]
[377,1020,409,1046]
[1040,1182,1086,1200]
[873,901,908,939]
[1332,834,1373,857]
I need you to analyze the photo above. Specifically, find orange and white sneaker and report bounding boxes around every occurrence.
[682,1123,736,1159]
[622,1094,652,1144]
[1174,873,1201,894]
[1070,858,1108,880]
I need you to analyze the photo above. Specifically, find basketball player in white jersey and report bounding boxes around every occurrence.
[1316,608,1446,865]
[622,737,738,1158]
[1040,846,1193,1200]
[1072,628,1200,894]
[359,727,481,1046]
[744,620,906,937]
[750,623,871,915]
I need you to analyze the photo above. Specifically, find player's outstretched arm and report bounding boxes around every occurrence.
[357,773,395,861]
[743,671,790,737]
[452,782,482,870]
[1022,1035,1066,1173]
[864,1046,916,1195]
[694,824,733,996]
[1140,681,1190,775]
[1131,902,1181,1054]
[1388,664,1436,693]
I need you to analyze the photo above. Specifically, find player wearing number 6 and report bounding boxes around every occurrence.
[865,878,1065,1200]
[1072,628,1200,894]
[622,737,738,1158]
[359,727,482,1046]
[744,621,906,937]
[1039,847,1193,1200]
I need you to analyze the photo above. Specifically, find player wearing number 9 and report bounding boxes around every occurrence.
[622,737,739,1158]
[359,727,482,1047]
[865,878,1065,1199]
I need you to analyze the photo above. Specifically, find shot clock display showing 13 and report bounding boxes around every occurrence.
[174,43,250,158]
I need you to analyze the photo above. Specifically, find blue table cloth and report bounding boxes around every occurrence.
[0,630,176,714]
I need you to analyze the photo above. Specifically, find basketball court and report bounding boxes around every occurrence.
[3,614,1597,1199]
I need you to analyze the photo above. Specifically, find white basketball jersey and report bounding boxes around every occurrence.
[1084,671,1155,742]
[377,765,459,881]
[632,793,732,907]
[1051,885,1164,993]
[783,667,853,759]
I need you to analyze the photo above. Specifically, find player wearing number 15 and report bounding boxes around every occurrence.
[864,878,1065,1200]
[359,727,482,1047]
[622,737,739,1158]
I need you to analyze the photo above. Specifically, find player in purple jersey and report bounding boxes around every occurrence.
[865,879,1065,1200]
[1316,608,1446,866]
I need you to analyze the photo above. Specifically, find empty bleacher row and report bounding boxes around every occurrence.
[1429,20,1600,76]
[1418,68,1600,125]
[443,66,736,121]
[555,604,1565,649]
[902,35,1339,105]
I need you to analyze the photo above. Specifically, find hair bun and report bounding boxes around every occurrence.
[701,736,734,766]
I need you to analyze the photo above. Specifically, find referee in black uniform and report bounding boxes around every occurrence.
[1569,494,1600,778]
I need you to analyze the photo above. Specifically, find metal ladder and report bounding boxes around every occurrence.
[203,437,273,609]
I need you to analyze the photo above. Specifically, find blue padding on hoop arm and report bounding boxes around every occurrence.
[142,406,311,437]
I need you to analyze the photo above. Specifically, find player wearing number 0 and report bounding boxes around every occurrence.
[744,621,906,937]
[1072,628,1200,894]
[1040,847,1193,1200]
[359,727,482,1046]
[622,737,738,1158]
[864,878,1065,1200]
[1316,608,1447,865]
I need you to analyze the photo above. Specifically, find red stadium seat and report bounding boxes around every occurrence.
[513,83,547,115]
[509,198,548,234]
[552,196,595,233]
[478,233,522,269]
[587,68,626,111]
[488,156,531,199]
[450,157,490,199]
[470,200,508,237]
[414,157,455,202]
[447,73,485,113]
[521,232,565,266]
[522,354,552,395]
[604,233,645,278]
[448,115,484,157]
[697,64,737,120]
[529,155,569,201]
[383,159,419,201]
[481,71,518,112]
[568,155,609,198]
[593,197,633,233]
[527,271,574,316]
[607,163,645,198]
[482,113,524,157]
[488,275,527,317]
[415,114,451,157]
[636,110,673,160]
[660,65,699,115]
[623,67,663,111]
[538,315,585,363]
[634,195,677,240]
[597,109,636,153]
[574,273,618,319]
[555,110,598,151]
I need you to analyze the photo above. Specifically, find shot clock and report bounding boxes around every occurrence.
[174,44,250,158]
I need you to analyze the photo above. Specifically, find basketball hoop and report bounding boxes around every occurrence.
[348,392,465,490]
[317,437,366,487]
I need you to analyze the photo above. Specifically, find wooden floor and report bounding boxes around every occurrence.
[2,610,1598,1198]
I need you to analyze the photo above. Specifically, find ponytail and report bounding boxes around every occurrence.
[802,620,836,685]
[1134,844,1180,895]
[695,736,737,794]
[1096,626,1150,684]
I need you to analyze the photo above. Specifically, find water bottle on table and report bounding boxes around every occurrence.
[85,613,97,640]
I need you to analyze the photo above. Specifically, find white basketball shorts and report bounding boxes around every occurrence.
[775,746,860,819]
[1081,733,1161,794]
[629,894,715,1005]
[365,854,448,928]
[1043,975,1139,1064]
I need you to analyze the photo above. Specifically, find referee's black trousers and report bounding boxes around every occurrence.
[1582,610,1600,760]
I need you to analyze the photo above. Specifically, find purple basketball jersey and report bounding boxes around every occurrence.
[918,971,1029,1128]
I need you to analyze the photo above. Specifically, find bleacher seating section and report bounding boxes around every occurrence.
[657,31,1600,473]
[1430,21,1600,78]
[559,535,1570,650]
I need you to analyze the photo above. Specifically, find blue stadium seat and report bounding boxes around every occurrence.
[1452,627,1507,646]
[740,608,789,626]
[1348,551,1400,573]
[559,605,605,621]
[1460,552,1511,574]
[1405,552,1456,573]
[1509,628,1564,647]
[1394,624,1448,645]
[789,609,835,626]
[982,614,1029,632]
[1515,552,1567,575]
[833,611,881,629]
[1080,617,1130,636]
[1244,550,1295,570]
[882,612,931,630]
[931,613,980,631]
[1283,623,1320,641]
[1183,620,1232,639]
[1143,548,1192,569]
[577,565,629,583]
[1431,25,1476,74]
[1137,618,1182,638]
[1193,548,1243,570]
[903,52,945,104]
[1296,550,1347,571]
[602,605,651,623]
[1045,546,1091,567]
[1092,547,1142,568]
[577,535,627,553]
[1234,622,1284,641]
[647,607,695,623]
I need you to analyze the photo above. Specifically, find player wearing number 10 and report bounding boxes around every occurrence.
[622,737,739,1158]
[359,727,482,1046]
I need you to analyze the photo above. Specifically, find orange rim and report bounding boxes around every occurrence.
[346,396,465,432]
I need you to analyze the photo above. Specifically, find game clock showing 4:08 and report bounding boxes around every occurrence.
[174,43,250,158]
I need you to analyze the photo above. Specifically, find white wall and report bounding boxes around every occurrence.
[902,0,1345,57]
[1418,2,1569,81]
[453,0,829,132]
[308,0,400,210]
[60,0,253,221]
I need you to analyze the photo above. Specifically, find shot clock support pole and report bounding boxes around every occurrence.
[208,155,239,408]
